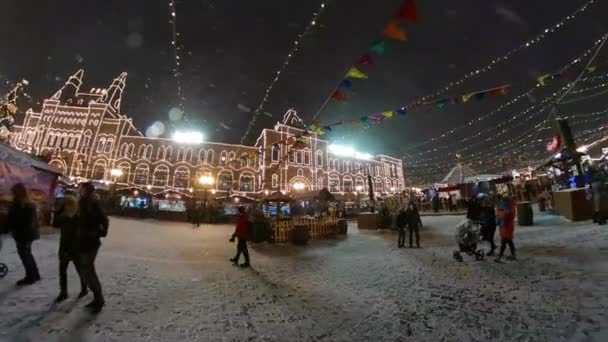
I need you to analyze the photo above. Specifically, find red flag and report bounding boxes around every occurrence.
[395,0,418,23]
[331,89,347,101]
[383,20,407,41]
[357,53,374,66]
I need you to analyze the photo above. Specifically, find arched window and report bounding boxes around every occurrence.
[355,177,365,191]
[228,151,236,163]
[239,172,255,192]
[297,169,304,176]
[343,176,353,192]
[206,150,214,164]
[117,162,130,183]
[157,146,165,160]
[83,130,92,148]
[272,174,278,188]
[177,147,185,162]
[165,146,173,161]
[240,153,248,168]
[145,145,153,160]
[220,151,227,165]
[184,148,193,163]
[374,178,383,192]
[288,149,295,163]
[128,143,135,157]
[218,171,233,191]
[329,175,340,192]
[316,151,323,166]
[173,166,190,189]
[296,151,303,164]
[386,179,392,192]
[152,165,170,187]
[328,158,335,171]
[318,177,324,189]
[134,164,149,185]
[198,149,205,163]
[105,138,114,153]
[138,145,146,159]
[91,160,106,180]
[97,138,106,152]
[120,143,129,157]
[304,149,311,165]
[272,147,280,161]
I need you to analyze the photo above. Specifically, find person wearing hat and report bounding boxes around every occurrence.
[230,206,250,267]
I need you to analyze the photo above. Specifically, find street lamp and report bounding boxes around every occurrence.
[109,168,123,197]
[355,185,363,209]
[264,189,270,196]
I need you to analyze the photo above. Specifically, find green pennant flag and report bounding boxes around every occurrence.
[370,40,386,55]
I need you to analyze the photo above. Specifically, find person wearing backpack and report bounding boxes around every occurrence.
[229,206,250,268]
[78,182,109,313]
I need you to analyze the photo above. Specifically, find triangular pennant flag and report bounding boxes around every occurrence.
[369,40,387,55]
[331,120,344,126]
[560,66,576,80]
[308,124,317,131]
[586,65,597,73]
[499,85,512,95]
[323,125,333,132]
[462,93,474,103]
[360,116,369,123]
[331,89,348,101]
[369,114,383,123]
[396,108,407,116]
[357,53,374,66]
[474,92,485,101]
[395,0,418,23]
[382,111,394,118]
[339,79,352,90]
[488,88,502,96]
[311,119,321,126]
[436,99,447,110]
[346,67,368,79]
[383,20,407,41]
[449,97,461,104]
[537,74,551,86]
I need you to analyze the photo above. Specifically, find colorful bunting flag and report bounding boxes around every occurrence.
[436,99,447,110]
[339,79,352,89]
[370,114,383,123]
[360,116,369,123]
[383,20,407,41]
[369,40,387,55]
[323,125,333,132]
[331,89,348,101]
[537,74,551,86]
[395,0,418,23]
[396,108,407,116]
[587,65,597,73]
[474,92,485,101]
[357,53,374,66]
[331,120,344,126]
[346,67,368,79]
[461,93,474,103]
[382,111,394,118]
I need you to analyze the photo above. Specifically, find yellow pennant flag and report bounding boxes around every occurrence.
[461,93,474,103]
[346,67,368,79]
[537,74,551,86]
[587,66,597,73]
[382,111,394,118]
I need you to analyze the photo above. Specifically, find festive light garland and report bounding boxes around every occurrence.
[409,0,597,105]
[240,1,330,144]
[169,0,186,113]
[0,79,30,131]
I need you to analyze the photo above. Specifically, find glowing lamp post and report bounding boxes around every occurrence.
[109,168,123,196]
[355,185,363,208]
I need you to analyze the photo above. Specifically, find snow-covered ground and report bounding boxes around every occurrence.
[0,212,606,342]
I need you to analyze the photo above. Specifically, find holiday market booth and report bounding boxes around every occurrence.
[0,142,60,231]
[262,191,339,244]
[114,186,153,218]
[153,189,192,221]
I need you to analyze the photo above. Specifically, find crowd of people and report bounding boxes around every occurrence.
[5,182,109,313]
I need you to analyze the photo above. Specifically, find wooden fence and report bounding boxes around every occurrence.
[272,216,338,242]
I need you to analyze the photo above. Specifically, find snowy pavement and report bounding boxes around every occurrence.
[0,213,607,342]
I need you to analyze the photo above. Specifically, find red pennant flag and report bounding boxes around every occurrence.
[560,67,576,80]
[357,53,374,66]
[383,20,407,41]
[331,120,344,126]
[395,0,418,23]
[331,89,347,101]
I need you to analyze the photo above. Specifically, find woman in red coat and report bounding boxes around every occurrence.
[495,194,516,262]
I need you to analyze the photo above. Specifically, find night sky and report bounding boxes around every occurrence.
[1,0,607,184]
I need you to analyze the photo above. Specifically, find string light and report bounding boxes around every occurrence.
[169,0,186,114]
[240,1,329,144]
[402,34,608,154]
[409,0,597,105]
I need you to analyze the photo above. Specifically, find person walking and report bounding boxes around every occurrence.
[396,206,407,248]
[479,197,497,256]
[229,206,250,267]
[7,183,41,286]
[78,182,109,313]
[53,192,87,302]
[406,202,422,248]
[588,162,607,225]
[495,194,516,262]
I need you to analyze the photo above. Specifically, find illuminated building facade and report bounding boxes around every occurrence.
[10,70,404,195]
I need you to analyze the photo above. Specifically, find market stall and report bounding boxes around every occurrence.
[153,189,192,221]
[115,186,153,218]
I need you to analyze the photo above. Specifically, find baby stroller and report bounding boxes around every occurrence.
[453,219,485,262]
[0,239,7,278]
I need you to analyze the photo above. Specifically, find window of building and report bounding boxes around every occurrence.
[272,147,280,161]
[240,174,255,192]
[329,176,340,192]
[272,174,278,188]
[316,151,323,167]
[304,150,310,165]
[218,173,233,191]
[296,151,303,164]
[152,165,169,187]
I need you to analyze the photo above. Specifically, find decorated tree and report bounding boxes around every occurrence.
[0,79,30,132]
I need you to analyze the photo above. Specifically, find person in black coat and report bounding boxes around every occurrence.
[53,192,87,302]
[479,198,497,256]
[396,207,407,248]
[406,202,422,248]
[78,182,109,313]
[7,183,41,286]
